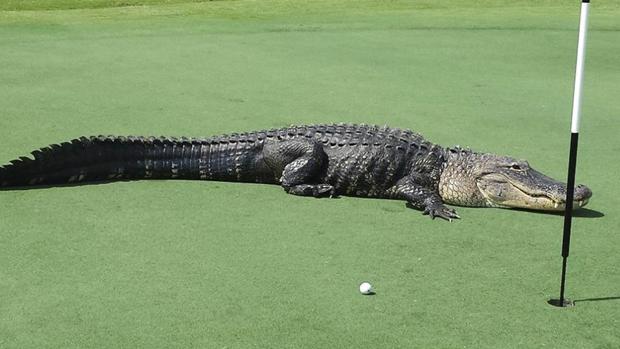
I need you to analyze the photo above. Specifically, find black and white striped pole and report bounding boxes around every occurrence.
[549,0,590,308]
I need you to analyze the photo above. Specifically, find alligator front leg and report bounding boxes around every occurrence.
[263,139,334,198]
[389,176,460,221]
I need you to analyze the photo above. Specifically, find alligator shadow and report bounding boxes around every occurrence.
[509,207,604,218]
[0,179,132,191]
[0,179,290,193]
[0,185,608,220]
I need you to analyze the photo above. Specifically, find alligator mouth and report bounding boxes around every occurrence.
[477,174,592,211]
[508,179,591,211]
[514,188,590,210]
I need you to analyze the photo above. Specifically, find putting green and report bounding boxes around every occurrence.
[1,1,619,348]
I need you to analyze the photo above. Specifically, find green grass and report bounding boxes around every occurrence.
[4,0,619,12]
[0,0,223,11]
[1,1,620,348]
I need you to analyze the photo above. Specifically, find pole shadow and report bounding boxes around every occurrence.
[573,296,620,304]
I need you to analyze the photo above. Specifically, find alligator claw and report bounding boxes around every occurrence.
[423,205,460,222]
[285,184,335,198]
[314,184,335,197]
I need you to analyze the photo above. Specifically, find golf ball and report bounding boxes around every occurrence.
[359,282,373,295]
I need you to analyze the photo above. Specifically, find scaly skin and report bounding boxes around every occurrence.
[0,124,593,221]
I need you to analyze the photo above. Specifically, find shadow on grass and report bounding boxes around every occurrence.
[0,184,609,220]
[0,180,130,191]
[0,179,298,194]
[508,207,604,219]
[573,296,620,304]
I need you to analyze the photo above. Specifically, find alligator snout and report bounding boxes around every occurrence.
[574,184,592,207]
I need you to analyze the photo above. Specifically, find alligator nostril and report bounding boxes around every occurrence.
[575,184,593,199]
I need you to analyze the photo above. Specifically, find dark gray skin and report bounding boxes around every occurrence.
[0,124,592,221]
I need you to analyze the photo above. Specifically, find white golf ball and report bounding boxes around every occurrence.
[359,282,374,295]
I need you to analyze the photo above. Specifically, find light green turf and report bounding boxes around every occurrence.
[1,1,619,348]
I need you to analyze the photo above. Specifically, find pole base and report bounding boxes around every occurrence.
[548,298,575,307]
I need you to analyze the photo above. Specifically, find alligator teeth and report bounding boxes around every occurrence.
[554,202,559,209]
[578,200,584,207]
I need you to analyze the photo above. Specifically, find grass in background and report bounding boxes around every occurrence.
[2,0,616,11]
[0,0,216,11]
[1,1,619,348]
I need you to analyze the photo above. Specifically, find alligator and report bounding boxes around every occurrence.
[0,124,592,221]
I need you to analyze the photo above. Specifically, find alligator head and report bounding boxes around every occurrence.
[438,149,592,211]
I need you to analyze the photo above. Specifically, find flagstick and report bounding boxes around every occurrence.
[549,0,590,308]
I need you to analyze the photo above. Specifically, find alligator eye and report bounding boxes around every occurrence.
[510,164,522,170]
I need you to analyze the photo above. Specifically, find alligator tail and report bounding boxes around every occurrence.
[0,135,258,188]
